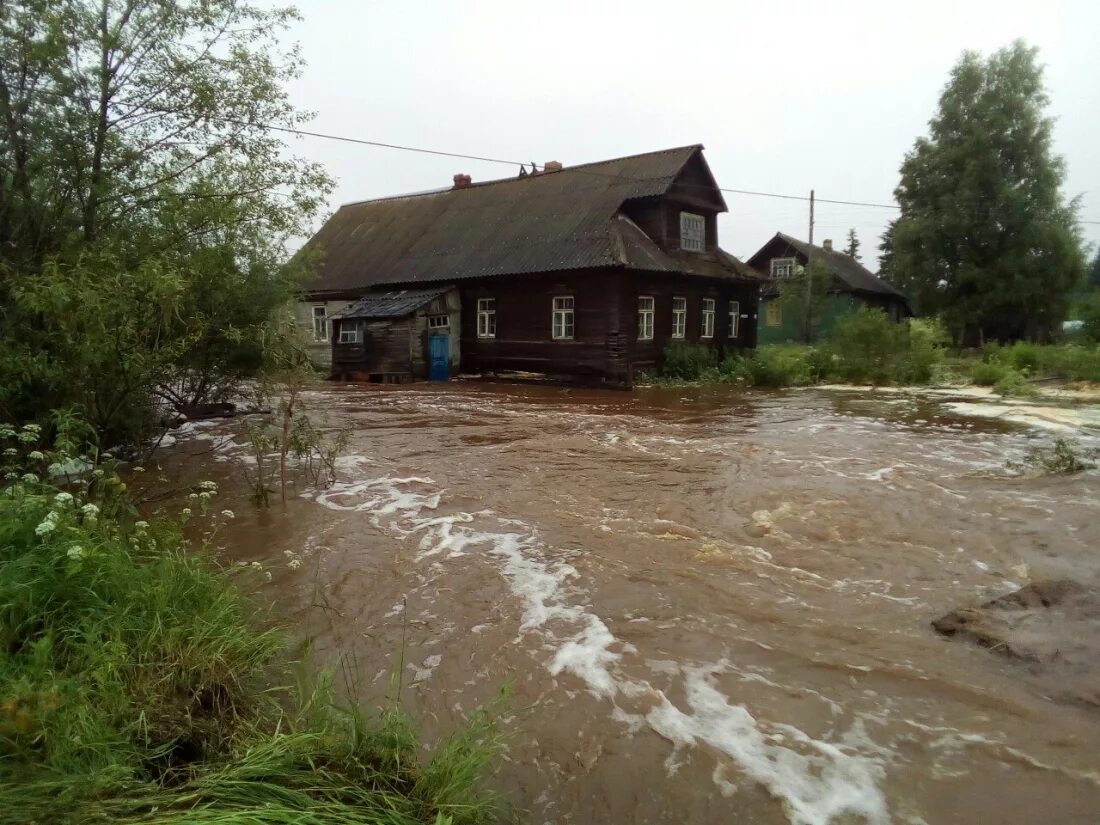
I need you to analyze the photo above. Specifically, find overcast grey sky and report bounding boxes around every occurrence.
[280,0,1100,267]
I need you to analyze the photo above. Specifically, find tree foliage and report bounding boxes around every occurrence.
[843,228,861,261]
[777,258,835,343]
[890,41,1084,343]
[0,0,332,444]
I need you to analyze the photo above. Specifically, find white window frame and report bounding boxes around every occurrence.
[680,212,705,252]
[477,298,496,339]
[311,305,328,341]
[337,321,361,344]
[728,300,740,338]
[770,257,796,279]
[427,314,449,329]
[671,296,686,339]
[701,298,715,338]
[638,295,654,340]
[765,301,783,327]
[552,295,575,340]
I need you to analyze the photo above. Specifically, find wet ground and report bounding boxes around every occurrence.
[161,382,1100,824]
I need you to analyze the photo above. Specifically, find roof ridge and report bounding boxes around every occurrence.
[337,144,704,209]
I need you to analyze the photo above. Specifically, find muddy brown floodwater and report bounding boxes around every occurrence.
[160,382,1100,825]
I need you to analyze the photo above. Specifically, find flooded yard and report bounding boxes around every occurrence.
[162,383,1100,824]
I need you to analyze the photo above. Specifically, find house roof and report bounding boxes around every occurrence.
[332,287,451,320]
[749,232,908,302]
[301,145,760,294]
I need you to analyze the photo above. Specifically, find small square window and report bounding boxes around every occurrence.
[338,322,361,344]
[427,314,449,329]
[680,213,705,252]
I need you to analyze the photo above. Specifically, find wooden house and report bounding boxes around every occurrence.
[746,232,911,344]
[298,145,762,386]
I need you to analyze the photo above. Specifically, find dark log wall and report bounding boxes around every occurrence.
[460,270,631,384]
[626,272,758,373]
[459,270,758,385]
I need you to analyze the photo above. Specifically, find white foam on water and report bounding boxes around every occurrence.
[318,470,893,824]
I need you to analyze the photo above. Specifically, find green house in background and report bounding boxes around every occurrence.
[747,232,912,344]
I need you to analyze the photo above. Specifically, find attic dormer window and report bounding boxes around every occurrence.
[771,257,795,278]
[679,212,705,252]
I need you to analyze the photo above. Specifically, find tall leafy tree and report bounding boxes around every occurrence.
[891,41,1084,344]
[0,0,332,442]
[843,228,861,261]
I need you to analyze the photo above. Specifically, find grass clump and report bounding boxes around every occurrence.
[821,308,946,385]
[0,421,503,825]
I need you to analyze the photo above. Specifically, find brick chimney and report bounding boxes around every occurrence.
[452,173,472,189]
[543,160,563,173]
[822,238,833,251]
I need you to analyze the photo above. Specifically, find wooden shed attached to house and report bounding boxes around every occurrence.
[329,287,460,382]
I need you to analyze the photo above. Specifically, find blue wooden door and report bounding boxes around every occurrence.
[429,334,449,380]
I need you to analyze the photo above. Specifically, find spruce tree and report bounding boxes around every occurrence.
[844,228,861,261]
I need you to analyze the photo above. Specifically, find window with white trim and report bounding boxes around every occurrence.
[338,321,361,344]
[680,212,705,252]
[552,295,574,340]
[671,296,686,339]
[728,300,740,338]
[770,257,795,278]
[638,296,654,340]
[311,305,328,341]
[427,314,449,329]
[765,301,783,327]
[701,298,715,338]
[477,298,496,338]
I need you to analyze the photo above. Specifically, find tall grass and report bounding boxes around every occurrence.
[0,424,503,825]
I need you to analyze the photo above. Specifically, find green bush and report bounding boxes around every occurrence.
[993,369,1039,398]
[971,360,1009,385]
[1079,291,1100,343]
[820,307,945,385]
[0,425,502,824]
[658,341,718,381]
[746,345,818,387]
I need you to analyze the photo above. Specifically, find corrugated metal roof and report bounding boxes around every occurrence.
[332,287,451,320]
[302,145,759,293]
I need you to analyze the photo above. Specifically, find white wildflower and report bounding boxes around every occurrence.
[35,519,56,537]
[250,561,262,571]
[220,509,234,519]
[18,431,37,443]
[3,448,16,457]
[265,571,272,581]
[27,450,44,461]
[283,549,294,557]
[81,503,100,518]
[93,468,105,478]
[54,492,74,507]
[67,546,84,560]
[188,492,199,500]
[199,491,213,500]
[21,473,38,483]
[287,558,302,570]
[21,423,41,433]
[4,471,18,481]
[181,507,192,516]
[134,520,149,533]
[198,480,218,492]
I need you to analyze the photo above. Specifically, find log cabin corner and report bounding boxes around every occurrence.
[296,145,763,387]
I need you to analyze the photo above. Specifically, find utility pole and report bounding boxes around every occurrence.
[804,189,815,343]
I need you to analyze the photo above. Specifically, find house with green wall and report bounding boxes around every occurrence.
[747,232,911,344]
